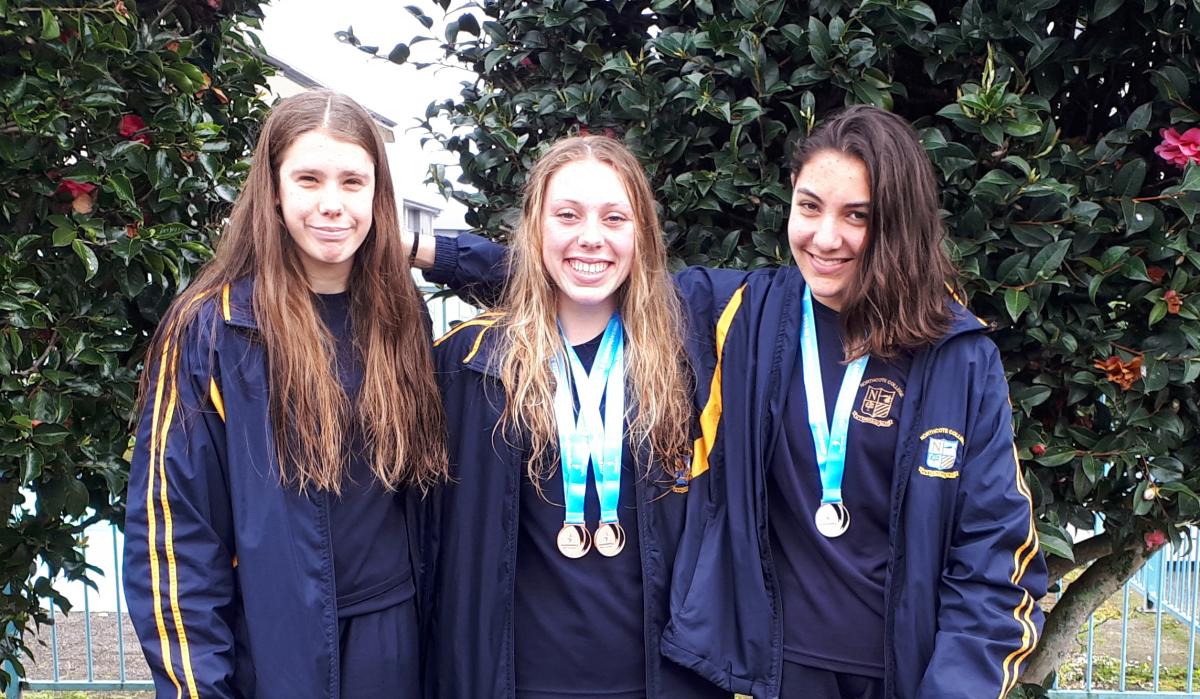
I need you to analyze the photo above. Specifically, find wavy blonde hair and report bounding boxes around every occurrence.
[495,136,693,486]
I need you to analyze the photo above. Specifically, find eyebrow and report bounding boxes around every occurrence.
[288,166,372,179]
[795,186,869,208]
[549,198,631,209]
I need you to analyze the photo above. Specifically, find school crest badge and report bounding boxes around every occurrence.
[852,377,903,427]
[925,438,958,470]
[862,386,895,419]
[917,429,963,480]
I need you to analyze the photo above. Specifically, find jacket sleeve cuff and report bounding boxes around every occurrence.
[423,233,460,286]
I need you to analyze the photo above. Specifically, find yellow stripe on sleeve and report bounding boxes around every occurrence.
[221,283,231,322]
[689,285,746,479]
[996,443,1041,697]
[144,291,214,699]
[158,346,200,699]
[146,338,184,699]
[209,378,226,422]
[998,592,1037,696]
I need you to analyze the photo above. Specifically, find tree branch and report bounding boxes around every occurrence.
[1023,543,1159,687]
[16,330,58,377]
[1045,531,1116,581]
[150,0,179,28]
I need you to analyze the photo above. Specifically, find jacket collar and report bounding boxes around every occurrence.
[780,265,990,349]
[220,277,258,330]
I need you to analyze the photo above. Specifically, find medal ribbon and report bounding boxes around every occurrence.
[551,314,625,525]
[801,287,868,506]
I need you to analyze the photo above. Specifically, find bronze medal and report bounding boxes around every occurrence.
[557,523,592,558]
[594,522,626,557]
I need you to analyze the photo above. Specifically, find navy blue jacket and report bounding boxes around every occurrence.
[428,233,1047,699]
[123,278,420,699]
[423,315,727,699]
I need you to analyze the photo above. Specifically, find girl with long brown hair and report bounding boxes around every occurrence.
[123,90,446,699]
[419,106,1046,699]
[415,136,725,698]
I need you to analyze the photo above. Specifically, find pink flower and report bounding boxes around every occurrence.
[1144,530,1167,549]
[1154,127,1200,168]
[118,114,151,145]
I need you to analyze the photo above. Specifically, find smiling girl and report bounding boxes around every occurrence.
[418,106,1046,699]
[123,91,446,699]
[419,136,725,699]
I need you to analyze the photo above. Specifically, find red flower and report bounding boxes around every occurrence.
[1165,290,1183,314]
[1154,127,1200,169]
[1031,444,1046,456]
[56,179,96,198]
[1147,266,1166,284]
[1144,530,1167,550]
[126,223,139,239]
[118,114,151,145]
[59,28,77,43]
[56,179,97,214]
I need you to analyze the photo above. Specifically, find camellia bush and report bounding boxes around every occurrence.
[0,0,271,687]
[380,0,1200,690]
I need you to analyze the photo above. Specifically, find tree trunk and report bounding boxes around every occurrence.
[1021,543,1157,687]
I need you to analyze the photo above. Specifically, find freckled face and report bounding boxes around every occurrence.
[788,150,871,311]
[277,130,375,293]
[540,159,637,323]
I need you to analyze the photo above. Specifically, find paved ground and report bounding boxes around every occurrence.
[22,611,151,685]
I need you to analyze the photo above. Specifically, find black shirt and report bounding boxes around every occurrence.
[768,298,911,678]
[513,332,646,699]
[316,292,413,616]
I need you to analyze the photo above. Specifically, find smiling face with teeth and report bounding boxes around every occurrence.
[788,149,871,311]
[540,158,637,340]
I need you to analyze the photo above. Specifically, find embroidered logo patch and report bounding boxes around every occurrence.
[925,438,958,470]
[852,377,903,428]
[918,428,964,480]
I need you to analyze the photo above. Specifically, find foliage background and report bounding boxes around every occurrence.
[381,0,1200,687]
[0,0,271,686]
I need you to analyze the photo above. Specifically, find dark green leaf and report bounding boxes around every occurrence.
[71,240,99,281]
[404,5,435,29]
[1092,0,1123,21]
[1126,103,1152,131]
[1005,288,1030,321]
[1111,158,1147,197]
[108,173,137,210]
[388,44,411,64]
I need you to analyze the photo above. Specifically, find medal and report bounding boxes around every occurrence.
[814,502,850,538]
[557,523,592,558]
[551,315,626,559]
[594,521,626,557]
[801,286,869,539]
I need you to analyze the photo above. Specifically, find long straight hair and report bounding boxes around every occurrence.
[791,105,956,360]
[496,136,693,485]
[139,90,447,493]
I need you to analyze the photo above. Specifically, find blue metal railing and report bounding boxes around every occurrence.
[1048,535,1200,697]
